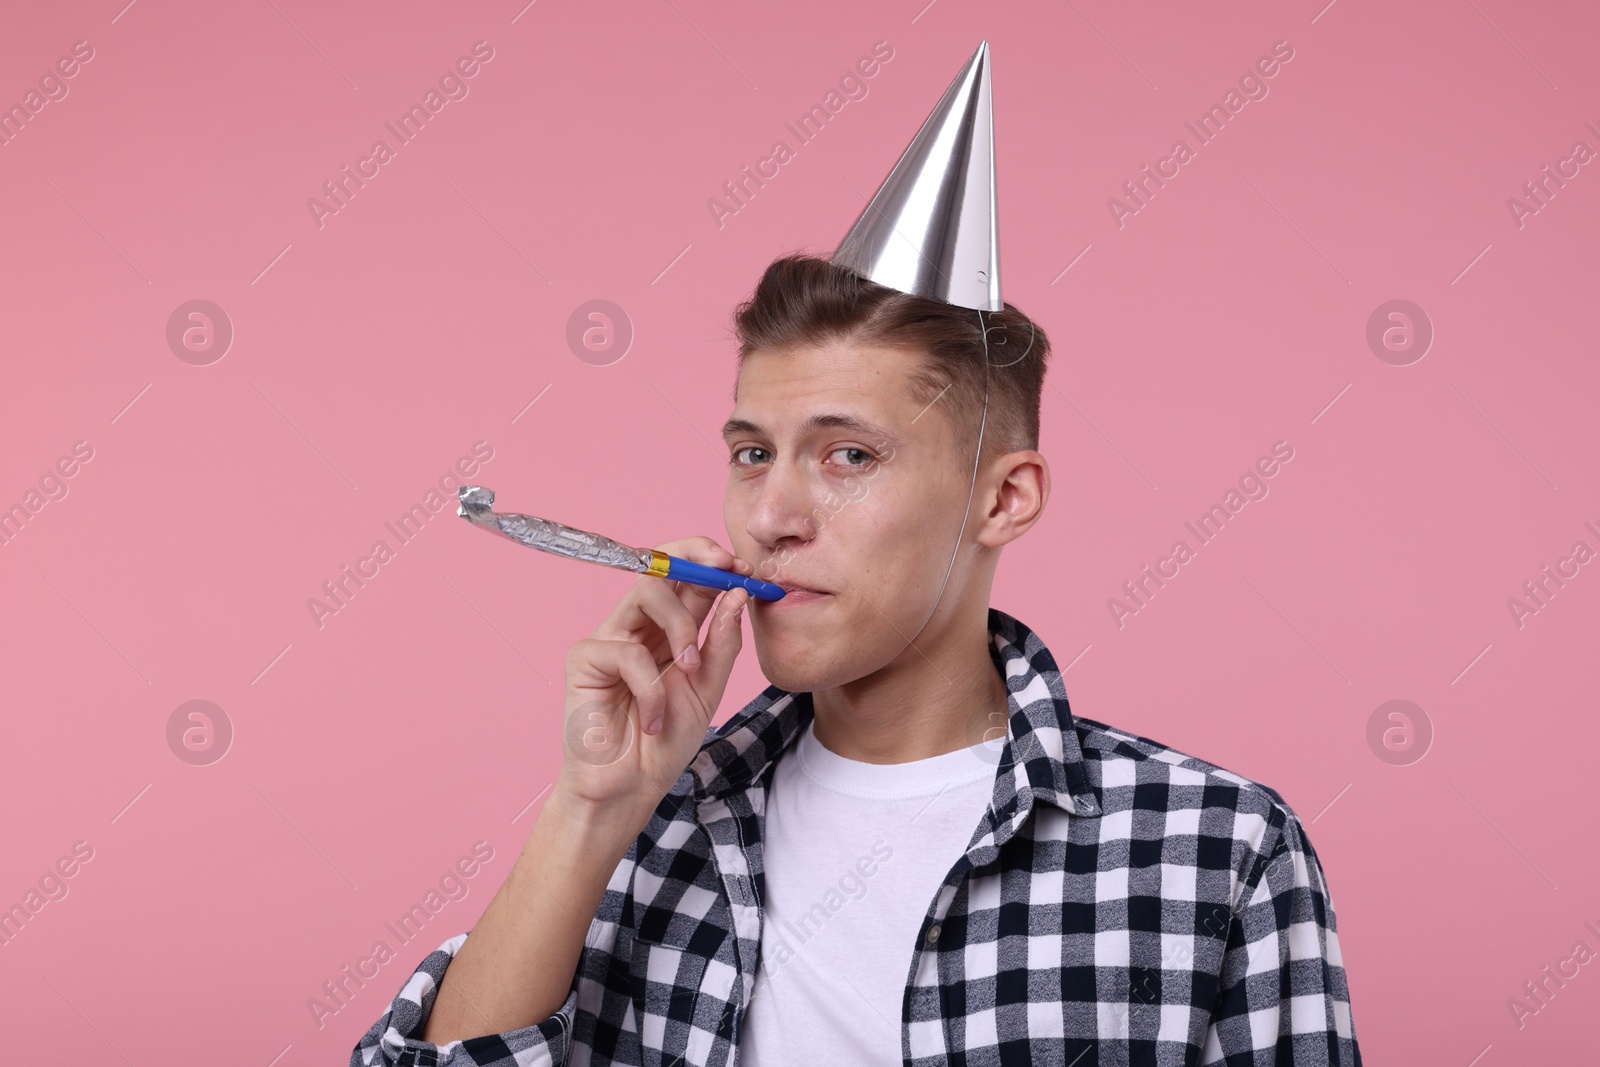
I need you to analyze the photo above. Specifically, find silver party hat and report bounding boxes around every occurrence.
[831,40,1000,312]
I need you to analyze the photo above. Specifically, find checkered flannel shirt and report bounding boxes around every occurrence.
[352,607,1361,1066]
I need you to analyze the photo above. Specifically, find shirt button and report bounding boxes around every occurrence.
[927,924,941,945]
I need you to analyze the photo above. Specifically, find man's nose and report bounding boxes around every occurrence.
[743,459,819,548]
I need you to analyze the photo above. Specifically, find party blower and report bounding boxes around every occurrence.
[456,485,787,601]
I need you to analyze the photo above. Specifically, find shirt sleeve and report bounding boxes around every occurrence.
[347,931,581,1067]
[1199,808,1362,1065]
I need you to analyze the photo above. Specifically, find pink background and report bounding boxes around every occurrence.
[2,0,1597,1062]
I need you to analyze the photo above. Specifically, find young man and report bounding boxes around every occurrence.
[352,43,1359,1067]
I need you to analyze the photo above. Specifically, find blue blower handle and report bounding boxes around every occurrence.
[661,554,787,601]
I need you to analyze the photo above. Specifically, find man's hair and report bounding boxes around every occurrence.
[730,253,1052,460]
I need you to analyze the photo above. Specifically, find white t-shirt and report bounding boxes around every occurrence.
[737,717,1000,1064]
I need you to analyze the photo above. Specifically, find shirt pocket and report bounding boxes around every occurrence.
[625,897,734,1065]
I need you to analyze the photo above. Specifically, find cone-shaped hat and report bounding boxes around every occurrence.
[831,41,999,312]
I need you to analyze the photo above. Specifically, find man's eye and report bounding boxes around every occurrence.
[730,446,770,466]
[830,447,876,469]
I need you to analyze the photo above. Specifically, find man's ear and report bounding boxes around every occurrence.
[976,450,1049,549]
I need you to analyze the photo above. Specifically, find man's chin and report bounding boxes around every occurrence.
[750,622,850,694]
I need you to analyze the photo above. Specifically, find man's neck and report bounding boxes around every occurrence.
[808,604,1006,765]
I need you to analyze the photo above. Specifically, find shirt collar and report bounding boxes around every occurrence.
[688,607,1101,823]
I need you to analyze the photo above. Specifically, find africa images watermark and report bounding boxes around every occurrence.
[0,840,95,949]
[707,40,896,229]
[1108,440,1297,628]
[1505,119,1600,230]
[1506,914,1600,1031]
[1112,902,1235,1038]
[0,440,96,549]
[306,840,497,1030]
[307,440,496,629]
[1107,39,1297,229]
[306,40,496,230]
[756,837,895,984]
[0,39,96,150]
[1504,519,1599,629]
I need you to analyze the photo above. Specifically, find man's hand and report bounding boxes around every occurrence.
[419,537,753,1047]
[555,536,752,821]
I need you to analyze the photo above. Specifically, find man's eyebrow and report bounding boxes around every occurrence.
[720,413,901,445]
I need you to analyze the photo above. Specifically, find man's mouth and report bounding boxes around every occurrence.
[767,579,832,604]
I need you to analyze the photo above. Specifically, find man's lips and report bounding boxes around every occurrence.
[766,580,831,601]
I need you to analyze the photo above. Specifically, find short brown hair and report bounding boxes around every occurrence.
[730,253,1052,460]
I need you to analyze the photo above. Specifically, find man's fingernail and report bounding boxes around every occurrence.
[683,647,700,668]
